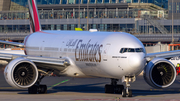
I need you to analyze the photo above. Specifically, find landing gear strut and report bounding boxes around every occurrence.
[28,74,47,94]
[122,77,132,97]
[105,79,124,94]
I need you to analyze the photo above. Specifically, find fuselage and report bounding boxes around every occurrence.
[24,30,146,79]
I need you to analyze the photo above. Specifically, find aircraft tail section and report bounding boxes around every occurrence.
[28,0,41,33]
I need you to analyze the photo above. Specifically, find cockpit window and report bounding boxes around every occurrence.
[120,48,128,53]
[120,48,124,53]
[128,48,135,52]
[123,48,128,53]
[135,48,144,52]
[120,48,144,53]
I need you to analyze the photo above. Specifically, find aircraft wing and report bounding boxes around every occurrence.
[0,40,24,47]
[0,53,70,71]
[146,50,180,61]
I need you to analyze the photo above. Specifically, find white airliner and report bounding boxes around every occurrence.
[1,0,180,97]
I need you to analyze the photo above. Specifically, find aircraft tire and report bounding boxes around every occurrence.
[115,85,124,94]
[28,85,38,94]
[128,89,132,97]
[38,85,47,94]
[122,89,126,97]
[105,84,114,93]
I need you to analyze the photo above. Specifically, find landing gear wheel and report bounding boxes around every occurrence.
[38,85,47,94]
[28,85,38,94]
[128,89,132,97]
[115,85,124,94]
[122,89,126,97]
[105,84,114,93]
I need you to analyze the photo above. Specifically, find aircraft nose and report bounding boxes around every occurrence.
[128,54,146,70]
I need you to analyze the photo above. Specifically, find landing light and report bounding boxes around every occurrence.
[74,73,79,76]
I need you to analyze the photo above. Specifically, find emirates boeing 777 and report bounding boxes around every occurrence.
[0,0,180,97]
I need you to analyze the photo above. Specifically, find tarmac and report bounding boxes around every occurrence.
[0,65,180,101]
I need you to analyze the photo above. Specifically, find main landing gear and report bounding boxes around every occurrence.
[105,79,124,94]
[28,70,55,94]
[28,74,47,94]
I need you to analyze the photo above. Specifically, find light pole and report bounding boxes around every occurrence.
[78,0,80,28]
[87,0,89,31]
[172,0,174,44]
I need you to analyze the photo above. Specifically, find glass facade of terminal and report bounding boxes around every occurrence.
[1,23,180,34]
[168,0,180,19]
[133,0,168,9]
[10,0,169,11]
[11,0,168,5]
[1,24,178,34]
[0,9,179,34]
[0,9,168,20]
[1,0,178,35]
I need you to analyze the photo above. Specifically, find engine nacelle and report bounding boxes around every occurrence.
[144,58,176,88]
[4,57,38,89]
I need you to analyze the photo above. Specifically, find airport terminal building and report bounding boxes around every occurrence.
[0,0,179,37]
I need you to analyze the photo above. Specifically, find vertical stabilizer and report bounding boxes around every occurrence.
[28,0,41,33]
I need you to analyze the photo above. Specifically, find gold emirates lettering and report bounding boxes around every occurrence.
[75,40,103,62]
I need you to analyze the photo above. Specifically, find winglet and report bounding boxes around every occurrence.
[28,0,41,33]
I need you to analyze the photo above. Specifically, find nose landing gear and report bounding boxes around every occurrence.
[122,76,134,97]
[122,77,132,97]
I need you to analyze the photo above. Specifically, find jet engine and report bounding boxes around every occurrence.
[144,58,176,88]
[4,57,38,89]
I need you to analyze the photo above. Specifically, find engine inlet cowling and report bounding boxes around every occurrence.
[4,57,38,89]
[144,58,176,88]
